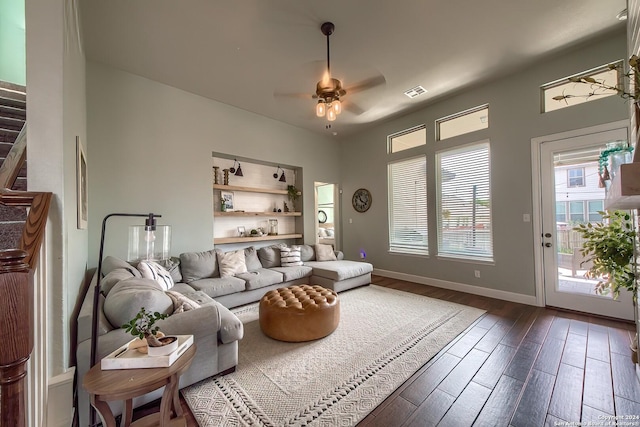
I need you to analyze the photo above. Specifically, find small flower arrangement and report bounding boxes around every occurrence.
[122,307,169,347]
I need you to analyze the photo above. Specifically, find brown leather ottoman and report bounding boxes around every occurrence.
[259,285,340,342]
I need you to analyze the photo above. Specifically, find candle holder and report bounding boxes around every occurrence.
[213,166,220,185]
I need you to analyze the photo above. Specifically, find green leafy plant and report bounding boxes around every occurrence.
[287,185,300,203]
[122,307,168,347]
[573,210,636,300]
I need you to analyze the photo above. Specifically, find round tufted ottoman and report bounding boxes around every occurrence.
[259,285,340,342]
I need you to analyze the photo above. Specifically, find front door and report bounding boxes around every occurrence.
[538,125,634,320]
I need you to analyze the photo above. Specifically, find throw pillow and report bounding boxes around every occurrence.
[280,245,303,267]
[244,246,263,271]
[101,256,142,278]
[217,249,248,278]
[180,249,220,282]
[315,244,337,261]
[165,290,201,314]
[299,244,316,262]
[101,268,135,296]
[257,244,286,268]
[137,260,174,290]
[103,278,173,329]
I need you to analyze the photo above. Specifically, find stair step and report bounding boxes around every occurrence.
[0,142,13,158]
[0,81,26,93]
[0,128,19,143]
[0,87,26,103]
[0,104,26,120]
[0,204,27,222]
[0,96,25,110]
[0,116,25,131]
[0,222,25,251]
[11,177,26,191]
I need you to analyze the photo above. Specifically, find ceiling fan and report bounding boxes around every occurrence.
[275,22,386,121]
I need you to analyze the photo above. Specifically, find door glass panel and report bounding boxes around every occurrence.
[553,147,609,298]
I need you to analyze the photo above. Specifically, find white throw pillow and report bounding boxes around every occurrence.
[315,244,337,261]
[137,260,174,290]
[217,249,248,278]
[281,245,303,267]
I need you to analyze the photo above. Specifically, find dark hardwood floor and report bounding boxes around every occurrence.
[136,275,640,426]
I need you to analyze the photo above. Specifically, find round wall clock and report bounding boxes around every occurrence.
[352,188,372,213]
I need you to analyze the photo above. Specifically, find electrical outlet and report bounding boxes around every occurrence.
[474,270,481,278]
[523,214,531,222]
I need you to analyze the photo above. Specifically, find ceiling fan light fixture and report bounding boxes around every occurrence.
[332,98,342,115]
[316,100,326,117]
[327,108,337,122]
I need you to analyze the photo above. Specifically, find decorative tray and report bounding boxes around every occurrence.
[101,335,193,370]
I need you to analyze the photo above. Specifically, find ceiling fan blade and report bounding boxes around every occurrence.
[343,100,365,116]
[274,91,314,100]
[344,75,386,95]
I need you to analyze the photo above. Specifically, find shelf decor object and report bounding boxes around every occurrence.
[89,212,170,426]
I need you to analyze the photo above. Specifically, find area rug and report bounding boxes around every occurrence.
[183,285,485,426]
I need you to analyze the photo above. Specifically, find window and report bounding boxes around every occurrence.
[588,200,604,222]
[437,142,492,260]
[389,125,426,153]
[388,156,428,255]
[542,62,622,112]
[567,168,585,187]
[436,105,489,141]
[556,202,567,223]
[569,201,585,223]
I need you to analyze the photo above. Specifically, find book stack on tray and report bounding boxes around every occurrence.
[101,335,194,370]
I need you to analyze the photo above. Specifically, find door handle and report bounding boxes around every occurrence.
[544,242,552,248]
[544,233,552,238]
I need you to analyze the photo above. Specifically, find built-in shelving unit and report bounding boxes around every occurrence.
[604,163,640,210]
[212,156,303,245]
[214,233,303,244]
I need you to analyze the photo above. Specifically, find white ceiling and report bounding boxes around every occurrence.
[80,0,626,139]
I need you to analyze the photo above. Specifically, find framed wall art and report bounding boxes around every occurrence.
[76,136,88,229]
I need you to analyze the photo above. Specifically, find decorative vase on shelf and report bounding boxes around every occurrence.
[213,166,220,185]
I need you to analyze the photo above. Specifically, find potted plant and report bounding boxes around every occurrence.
[287,185,300,210]
[575,210,638,361]
[122,307,178,356]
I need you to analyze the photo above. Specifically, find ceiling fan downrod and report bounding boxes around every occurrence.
[321,22,334,76]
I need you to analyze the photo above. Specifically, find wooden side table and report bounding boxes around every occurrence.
[83,344,196,427]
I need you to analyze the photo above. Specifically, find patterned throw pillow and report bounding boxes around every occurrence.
[281,245,303,267]
[217,249,248,278]
[165,290,201,314]
[137,260,175,290]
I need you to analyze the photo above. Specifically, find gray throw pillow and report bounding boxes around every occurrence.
[244,246,263,271]
[258,244,286,268]
[103,277,173,329]
[101,268,135,296]
[180,249,220,282]
[101,256,141,278]
[299,245,316,262]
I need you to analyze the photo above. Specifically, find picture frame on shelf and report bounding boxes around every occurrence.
[237,226,245,237]
[221,191,234,212]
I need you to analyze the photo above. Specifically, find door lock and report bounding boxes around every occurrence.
[544,242,552,248]
[544,233,552,238]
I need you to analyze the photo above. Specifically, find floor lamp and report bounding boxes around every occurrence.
[89,212,169,426]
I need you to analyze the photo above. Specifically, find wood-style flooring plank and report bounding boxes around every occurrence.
[583,357,615,414]
[400,352,461,406]
[436,382,491,427]
[547,363,584,422]
[438,349,490,398]
[475,322,514,354]
[510,369,555,427]
[581,404,613,422]
[608,327,633,357]
[533,337,565,376]
[503,340,541,382]
[447,326,489,359]
[568,318,589,336]
[359,396,416,427]
[561,333,587,369]
[615,396,640,417]
[586,329,611,363]
[404,389,455,427]
[500,307,538,348]
[473,375,524,427]
[610,352,640,403]
[473,344,517,389]
[523,308,554,344]
[544,414,567,427]
[547,317,571,341]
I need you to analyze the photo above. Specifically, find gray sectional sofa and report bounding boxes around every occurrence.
[76,243,372,426]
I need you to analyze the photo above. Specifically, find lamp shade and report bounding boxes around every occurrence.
[316,101,326,117]
[327,108,337,121]
[128,224,171,262]
[332,99,342,114]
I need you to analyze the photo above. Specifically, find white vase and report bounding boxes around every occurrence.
[147,336,179,357]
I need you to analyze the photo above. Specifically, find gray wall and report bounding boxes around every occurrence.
[340,29,627,297]
[86,61,339,265]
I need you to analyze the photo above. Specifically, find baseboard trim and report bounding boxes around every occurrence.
[373,269,538,306]
[47,367,75,427]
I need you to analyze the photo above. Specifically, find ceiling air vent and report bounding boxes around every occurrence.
[404,85,427,99]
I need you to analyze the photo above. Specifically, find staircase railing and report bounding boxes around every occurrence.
[0,124,52,427]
